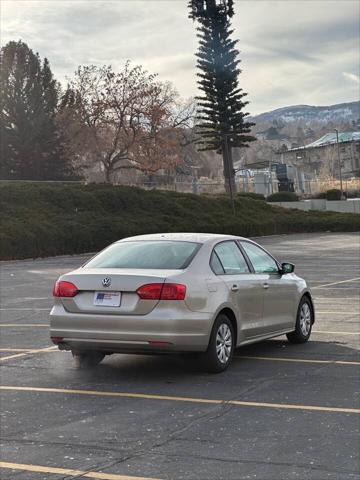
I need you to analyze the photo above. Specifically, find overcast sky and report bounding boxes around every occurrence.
[1,0,359,114]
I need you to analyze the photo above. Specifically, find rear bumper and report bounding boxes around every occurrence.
[49,302,212,353]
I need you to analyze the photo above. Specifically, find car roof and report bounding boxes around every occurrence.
[117,233,247,244]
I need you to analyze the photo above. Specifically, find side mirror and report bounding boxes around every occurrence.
[281,262,295,274]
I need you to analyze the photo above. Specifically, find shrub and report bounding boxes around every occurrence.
[346,189,360,199]
[0,182,359,260]
[236,192,265,201]
[325,189,342,201]
[267,192,299,202]
[313,189,359,200]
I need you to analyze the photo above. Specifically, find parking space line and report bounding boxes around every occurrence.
[0,324,358,336]
[313,277,360,289]
[0,348,32,352]
[0,461,160,480]
[0,348,58,353]
[1,349,358,366]
[2,309,359,314]
[316,311,359,315]
[0,324,47,327]
[1,385,359,414]
[312,330,359,335]
[0,308,50,311]
[0,348,58,354]
[0,347,57,362]
[237,355,360,365]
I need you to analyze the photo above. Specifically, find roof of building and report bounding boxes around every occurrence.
[289,131,360,151]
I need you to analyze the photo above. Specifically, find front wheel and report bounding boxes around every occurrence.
[201,314,235,373]
[72,351,105,369]
[287,297,313,344]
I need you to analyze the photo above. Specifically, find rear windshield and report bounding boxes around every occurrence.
[84,241,200,270]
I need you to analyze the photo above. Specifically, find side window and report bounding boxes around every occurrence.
[213,241,250,275]
[210,252,225,275]
[240,242,279,274]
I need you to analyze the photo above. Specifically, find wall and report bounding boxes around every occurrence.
[270,199,360,214]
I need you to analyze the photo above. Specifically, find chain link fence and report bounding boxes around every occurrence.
[1,177,359,197]
[130,177,360,197]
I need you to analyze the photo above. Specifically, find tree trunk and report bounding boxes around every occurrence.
[222,139,236,194]
[104,166,111,183]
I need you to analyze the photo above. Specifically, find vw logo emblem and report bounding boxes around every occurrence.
[102,277,111,288]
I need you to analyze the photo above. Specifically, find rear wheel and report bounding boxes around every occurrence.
[201,314,235,373]
[287,297,313,344]
[72,351,105,369]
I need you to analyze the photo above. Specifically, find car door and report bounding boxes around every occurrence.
[211,241,265,340]
[239,241,297,333]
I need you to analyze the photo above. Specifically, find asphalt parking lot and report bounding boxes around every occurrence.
[0,232,359,480]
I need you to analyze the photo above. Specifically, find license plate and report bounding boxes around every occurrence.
[94,291,121,307]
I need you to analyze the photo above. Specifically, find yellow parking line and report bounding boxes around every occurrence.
[0,348,57,353]
[0,346,57,362]
[1,385,359,414]
[0,324,47,327]
[0,324,357,336]
[1,349,357,366]
[313,277,360,289]
[237,355,360,366]
[0,308,50,311]
[0,348,58,353]
[0,461,160,480]
[312,330,359,336]
[316,311,359,315]
[0,348,32,352]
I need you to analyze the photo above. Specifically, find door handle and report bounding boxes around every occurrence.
[231,284,239,292]
[262,283,269,289]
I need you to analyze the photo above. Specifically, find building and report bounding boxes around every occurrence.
[279,132,360,179]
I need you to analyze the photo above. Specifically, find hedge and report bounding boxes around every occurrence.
[1,182,359,260]
[267,192,299,202]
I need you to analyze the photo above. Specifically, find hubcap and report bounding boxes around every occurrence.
[300,303,312,336]
[216,323,232,364]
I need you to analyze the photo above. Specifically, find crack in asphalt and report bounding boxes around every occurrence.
[0,392,245,479]
[0,437,138,453]
[150,452,360,478]
[52,379,268,479]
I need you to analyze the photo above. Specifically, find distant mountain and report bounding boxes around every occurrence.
[251,101,360,124]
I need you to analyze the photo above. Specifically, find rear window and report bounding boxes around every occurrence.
[84,241,200,269]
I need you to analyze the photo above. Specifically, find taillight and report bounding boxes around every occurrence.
[136,283,163,300]
[161,283,186,300]
[136,283,186,300]
[53,280,78,297]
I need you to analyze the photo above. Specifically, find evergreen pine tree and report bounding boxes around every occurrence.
[188,0,256,190]
[0,40,76,179]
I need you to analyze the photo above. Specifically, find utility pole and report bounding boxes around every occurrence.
[223,133,236,215]
[268,158,273,195]
[334,129,344,199]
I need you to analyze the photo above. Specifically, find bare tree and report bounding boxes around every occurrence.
[131,83,196,174]
[59,63,196,182]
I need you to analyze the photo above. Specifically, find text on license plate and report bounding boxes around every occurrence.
[94,291,121,307]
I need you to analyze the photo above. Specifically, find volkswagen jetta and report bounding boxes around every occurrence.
[50,233,314,372]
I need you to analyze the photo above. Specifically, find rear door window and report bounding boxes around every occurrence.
[210,251,225,274]
[213,241,250,275]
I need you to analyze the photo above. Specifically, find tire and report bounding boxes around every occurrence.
[201,314,235,373]
[72,351,105,369]
[286,297,313,344]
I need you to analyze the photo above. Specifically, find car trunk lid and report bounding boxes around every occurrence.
[59,268,180,315]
